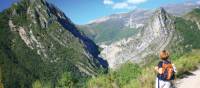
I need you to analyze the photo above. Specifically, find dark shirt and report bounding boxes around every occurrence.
[157,60,170,80]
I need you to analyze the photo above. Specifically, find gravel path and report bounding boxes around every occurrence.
[176,68,200,88]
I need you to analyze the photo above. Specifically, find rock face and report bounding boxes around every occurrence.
[0,0,107,87]
[100,8,178,68]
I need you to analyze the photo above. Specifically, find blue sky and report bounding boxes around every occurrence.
[0,0,199,24]
[0,0,18,11]
[48,0,198,24]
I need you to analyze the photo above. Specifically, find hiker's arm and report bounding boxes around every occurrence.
[154,66,163,74]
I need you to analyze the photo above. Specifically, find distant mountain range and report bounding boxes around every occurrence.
[79,2,200,45]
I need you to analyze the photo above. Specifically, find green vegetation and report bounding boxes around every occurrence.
[175,17,200,49]
[174,50,200,78]
[190,8,200,15]
[185,8,200,22]
[32,80,42,88]
[79,25,139,44]
[0,67,3,88]
[94,27,138,44]
[87,50,200,88]
[56,72,74,88]
[87,63,142,88]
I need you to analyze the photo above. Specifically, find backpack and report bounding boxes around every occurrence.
[161,61,175,80]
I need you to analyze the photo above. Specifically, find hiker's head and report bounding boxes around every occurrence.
[159,50,169,60]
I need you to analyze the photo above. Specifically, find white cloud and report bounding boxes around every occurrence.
[113,2,136,9]
[103,0,114,5]
[127,0,147,4]
[103,0,147,9]
[113,2,129,9]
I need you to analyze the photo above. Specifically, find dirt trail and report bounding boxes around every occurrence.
[176,67,200,88]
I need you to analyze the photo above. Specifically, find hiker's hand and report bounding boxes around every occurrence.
[154,66,158,71]
[172,63,177,73]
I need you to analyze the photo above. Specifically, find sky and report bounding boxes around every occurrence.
[0,0,199,24]
[0,0,18,11]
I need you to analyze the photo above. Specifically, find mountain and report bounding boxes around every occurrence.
[184,8,200,29]
[100,8,200,69]
[78,9,151,44]
[0,0,107,87]
[80,2,200,44]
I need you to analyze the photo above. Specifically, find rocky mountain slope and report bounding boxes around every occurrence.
[100,8,200,69]
[184,8,200,29]
[0,0,107,87]
[80,2,200,44]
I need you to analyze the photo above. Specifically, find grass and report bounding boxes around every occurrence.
[174,50,200,78]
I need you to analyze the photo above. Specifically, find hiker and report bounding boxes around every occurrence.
[154,50,176,88]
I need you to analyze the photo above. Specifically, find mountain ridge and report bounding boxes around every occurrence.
[100,8,175,68]
[0,0,107,87]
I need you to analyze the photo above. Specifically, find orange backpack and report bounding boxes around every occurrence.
[161,62,174,80]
